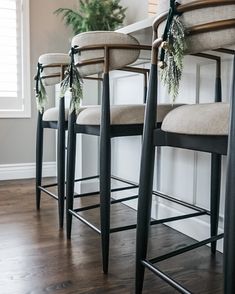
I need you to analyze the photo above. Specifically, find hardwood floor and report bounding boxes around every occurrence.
[0,179,223,294]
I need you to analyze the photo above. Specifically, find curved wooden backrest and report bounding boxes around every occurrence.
[71,31,140,77]
[38,53,70,86]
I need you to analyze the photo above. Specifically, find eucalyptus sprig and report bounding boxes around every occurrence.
[160,15,187,102]
[35,65,48,113]
[59,62,83,114]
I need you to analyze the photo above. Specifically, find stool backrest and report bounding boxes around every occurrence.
[38,53,70,86]
[71,31,140,77]
[155,0,235,54]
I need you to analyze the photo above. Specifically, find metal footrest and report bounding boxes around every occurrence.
[141,233,224,293]
[73,195,138,213]
[39,175,138,201]
[70,186,209,236]
[73,175,138,198]
[41,175,100,189]
[142,260,192,294]
[69,193,139,234]
[38,186,58,200]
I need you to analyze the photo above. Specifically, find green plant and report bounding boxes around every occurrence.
[160,16,187,102]
[35,64,48,113]
[60,61,83,114]
[54,0,127,35]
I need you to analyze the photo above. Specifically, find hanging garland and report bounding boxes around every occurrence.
[59,46,83,113]
[35,63,48,113]
[159,0,187,102]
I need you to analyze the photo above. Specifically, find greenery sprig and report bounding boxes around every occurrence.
[160,15,187,102]
[59,53,83,114]
[54,0,126,35]
[35,64,48,113]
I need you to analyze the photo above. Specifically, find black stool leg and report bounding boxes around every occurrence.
[100,73,111,274]
[57,97,66,229]
[136,64,158,293]
[210,57,222,254]
[210,153,221,254]
[224,56,235,294]
[66,111,76,239]
[36,111,44,210]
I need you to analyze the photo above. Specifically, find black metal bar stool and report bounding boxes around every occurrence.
[135,0,235,293]
[35,53,69,228]
[65,31,185,274]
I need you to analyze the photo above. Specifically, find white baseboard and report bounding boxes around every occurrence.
[0,162,56,181]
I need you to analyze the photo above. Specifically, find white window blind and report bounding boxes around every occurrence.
[0,0,30,118]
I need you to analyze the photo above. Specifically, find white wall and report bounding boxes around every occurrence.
[121,0,148,24]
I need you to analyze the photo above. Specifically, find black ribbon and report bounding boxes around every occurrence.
[160,0,182,63]
[69,46,79,88]
[35,62,42,95]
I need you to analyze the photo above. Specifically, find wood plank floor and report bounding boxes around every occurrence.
[0,179,223,294]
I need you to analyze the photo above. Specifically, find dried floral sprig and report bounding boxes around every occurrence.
[59,57,83,114]
[36,78,48,113]
[160,15,187,102]
[35,64,48,113]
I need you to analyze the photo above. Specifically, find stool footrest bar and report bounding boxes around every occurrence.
[110,224,137,233]
[73,195,139,213]
[41,182,58,188]
[110,211,207,233]
[73,185,138,199]
[149,233,224,264]
[68,209,101,234]
[73,190,100,198]
[41,175,137,192]
[38,186,58,200]
[111,175,139,187]
[141,260,192,294]
[41,176,100,189]
[153,190,209,213]
[74,175,100,183]
[151,211,208,226]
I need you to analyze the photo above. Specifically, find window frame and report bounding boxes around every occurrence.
[0,0,31,118]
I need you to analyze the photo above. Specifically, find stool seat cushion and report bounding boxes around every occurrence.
[76,104,183,125]
[72,31,140,77]
[38,53,70,86]
[157,0,235,54]
[161,103,229,136]
[42,107,70,122]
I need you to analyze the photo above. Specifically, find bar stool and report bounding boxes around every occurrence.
[65,31,184,273]
[35,53,70,228]
[135,0,235,293]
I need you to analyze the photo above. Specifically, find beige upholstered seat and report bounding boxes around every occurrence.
[42,107,70,122]
[72,31,140,77]
[76,104,183,125]
[42,106,94,122]
[158,0,235,54]
[38,53,70,86]
[161,103,229,135]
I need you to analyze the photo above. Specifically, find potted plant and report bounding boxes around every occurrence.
[54,0,127,34]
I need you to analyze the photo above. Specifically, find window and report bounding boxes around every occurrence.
[0,0,30,118]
